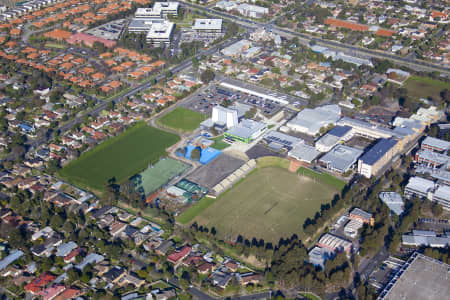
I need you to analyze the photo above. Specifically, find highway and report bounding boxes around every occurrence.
[179,1,450,74]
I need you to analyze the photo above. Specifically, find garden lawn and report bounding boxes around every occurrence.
[58,123,179,192]
[158,107,206,132]
[210,135,230,150]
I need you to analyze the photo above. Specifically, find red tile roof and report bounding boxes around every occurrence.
[66,32,116,48]
[167,246,191,263]
[375,28,396,37]
[25,273,56,294]
[325,18,369,31]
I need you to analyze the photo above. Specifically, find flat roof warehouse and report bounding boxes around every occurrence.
[219,77,306,105]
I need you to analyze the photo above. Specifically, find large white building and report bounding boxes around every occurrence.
[357,138,398,178]
[211,105,239,129]
[318,145,363,174]
[315,125,353,152]
[215,0,237,12]
[286,105,341,136]
[128,18,165,33]
[135,2,179,18]
[221,39,252,57]
[192,19,222,33]
[236,4,268,18]
[404,176,435,199]
[317,233,352,254]
[146,21,175,45]
[433,185,450,210]
[338,117,397,140]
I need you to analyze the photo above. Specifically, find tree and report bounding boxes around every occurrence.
[16,111,26,121]
[50,214,64,228]
[432,202,443,217]
[46,159,60,174]
[192,57,199,70]
[200,69,215,84]
[245,107,257,119]
[191,148,201,160]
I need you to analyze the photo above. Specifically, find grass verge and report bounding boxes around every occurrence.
[297,166,346,190]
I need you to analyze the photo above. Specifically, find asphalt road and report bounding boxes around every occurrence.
[232,291,272,300]
[188,287,216,300]
[358,247,389,281]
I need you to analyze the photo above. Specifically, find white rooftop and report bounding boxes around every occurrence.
[319,145,363,173]
[405,176,435,193]
[416,149,449,166]
[153,1,179,11]
[422,136,450,151]
[287,105,341,136]
[226,119,266,139]
[288,143,321,163]
[379,192,404,215]
[434,185,450,201]
[146,21,174,39]
[192,19,223,31]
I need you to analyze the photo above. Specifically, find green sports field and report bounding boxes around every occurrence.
[190,166,340,242]
[158,107,207,132]
[132,158,190,197]
[404,75,450,100]
[58,123,180,192]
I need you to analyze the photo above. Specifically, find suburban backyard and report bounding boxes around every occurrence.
[58,123,180,192]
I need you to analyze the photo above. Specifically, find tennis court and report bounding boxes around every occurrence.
[132,158,190,197]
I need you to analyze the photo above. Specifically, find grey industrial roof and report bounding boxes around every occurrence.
[288,143,321,163]
[380,253,450,300]
[350,208,372,220]
[229,102,251,119]
[75,253,104,270]
[192,19,222,31]
[379,192,404,215]
[434,185,450,201]
[263,131,303,148]
[338,117,400,138]
[328,125,352,137]
[288,105,341,135]
[319,145,363,172]
[416,149,449,165]
[128,18,164,29]
[415,167,450,183]
[359,138,398,165]
[405,176,435,194]
[422,136,450,150]
[56,241,78,257]
[0,250,24,271]
[402,234,450,247]
[315,133,340,148]
[412,230,436,237]
[226,119,266,139]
